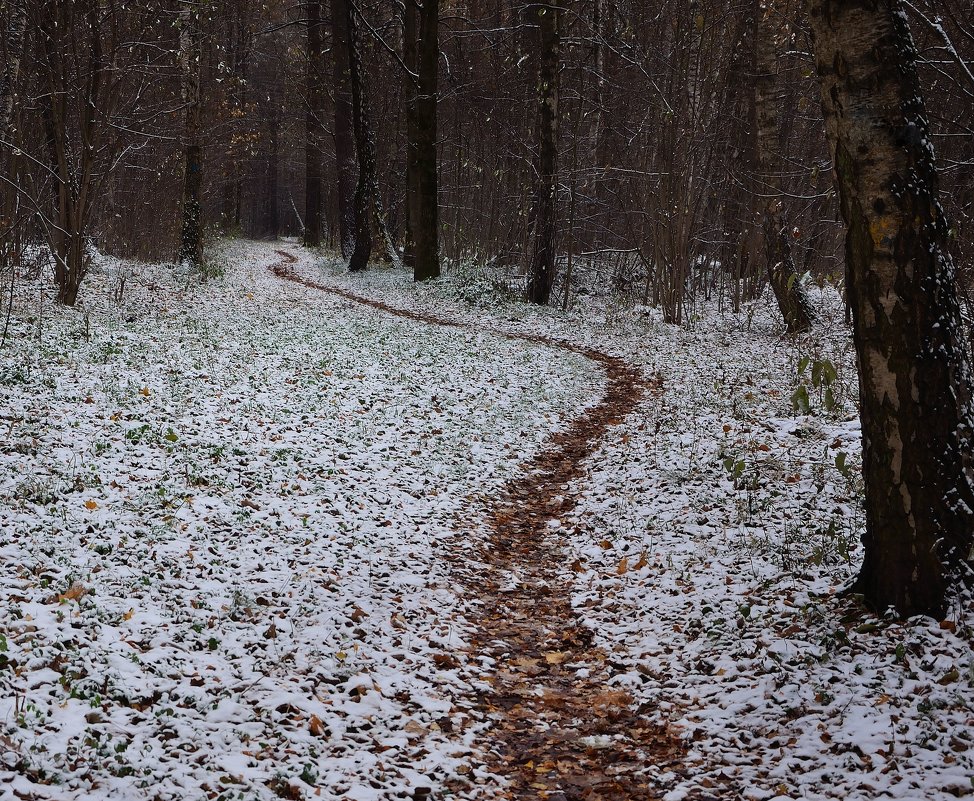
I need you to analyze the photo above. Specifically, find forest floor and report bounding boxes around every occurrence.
[1,240,972,801]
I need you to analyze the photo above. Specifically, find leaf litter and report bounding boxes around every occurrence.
[2,240,972,801]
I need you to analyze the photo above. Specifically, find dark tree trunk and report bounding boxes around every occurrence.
[753,0,813,333]
[402,0,418,269]
[345,0,373,272]
[809,0,974,618]
[406,0,440,281]
[526,1,561,305]
[0,0,27,138]
[331,0,357,260]
[267,93,280,239]
[178,3,204,268]
[304,0,323,248]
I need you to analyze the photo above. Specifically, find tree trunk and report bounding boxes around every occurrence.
[345,0,372,271]
[526,1,561,306]
[403,0,418,270]
[332,0,358,260]
[304,0,324,248]
[406,0,440,281]
[809,0,974,618]
[753,0,813,333]
[178,3,204,268]
[0,0,27,139]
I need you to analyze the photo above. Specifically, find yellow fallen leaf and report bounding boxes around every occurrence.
[84,499,99,510]
[59,583,87,603]
[123,608,135,621]
[309,714,326,737]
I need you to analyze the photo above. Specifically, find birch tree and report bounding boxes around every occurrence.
[808,0,974,617]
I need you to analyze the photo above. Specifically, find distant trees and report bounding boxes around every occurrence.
[0,0,967,351]
[809,0,974,617]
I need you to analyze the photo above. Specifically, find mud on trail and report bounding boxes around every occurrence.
[272,251,684,799]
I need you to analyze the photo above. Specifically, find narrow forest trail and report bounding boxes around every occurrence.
[271,251,684,799]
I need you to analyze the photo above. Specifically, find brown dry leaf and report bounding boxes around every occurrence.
[350,606,368,623]
[591,689,632,709]
[544,651,568,665]
[139,387,151,397]
[633,552,648,570]
[570,558,585,573]
[616,557,629,575]
[390,611,408,630]
[599,539,613,550]
[84,499,99,510]
[404,719,426,736]
[59,582,87,603]
[309,715,326,737]
[122,608,135,621]
[432,653,459,670]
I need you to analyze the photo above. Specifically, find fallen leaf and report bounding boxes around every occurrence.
[616,557,629,575]
[84,499,99,510]
[544,651,568,665]
[59,583,87,603]
[309,715,326,737]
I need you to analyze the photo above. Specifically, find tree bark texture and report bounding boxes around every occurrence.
[345,0,373,271]
[304,0,324,247]
[0,0,27,139]
[402,0,418,270]
[754,0,813,333]
[405,0,441,281]
[332,0,358,260]
[809,0,974,618]
[178,3,204,268]
[526,1,560,306]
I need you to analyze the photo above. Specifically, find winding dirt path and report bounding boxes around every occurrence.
[271,251,682,799]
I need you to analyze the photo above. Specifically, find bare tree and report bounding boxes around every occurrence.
[178,1,204,268]
[526,1,561,305]
[753,0,813,333]
[332,0,357,260]
[404,0,440,281]
[304,0,325,248]
[809,0,974,617]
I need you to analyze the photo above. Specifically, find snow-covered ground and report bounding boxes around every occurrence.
[1,240,972,800]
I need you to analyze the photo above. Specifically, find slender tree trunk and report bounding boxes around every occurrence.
[178,3,204,268]
[403,0,418,270]
[332,0,358,260]
[526,1,561,305]
[754,0,813,333]
[345,0,372,271]
[0,0,27,139]
[409,0,440,280]
[809,0,974,618]
[267,93,280,239]
[304,0,324,247]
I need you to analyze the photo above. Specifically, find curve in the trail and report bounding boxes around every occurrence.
[271,251,682,800]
